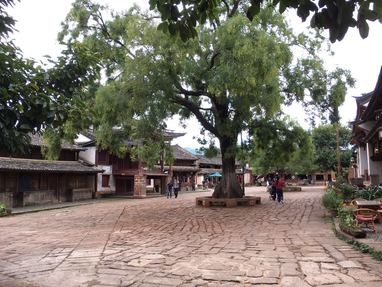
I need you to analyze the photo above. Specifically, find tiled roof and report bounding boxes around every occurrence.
[31,134,83,151]
[171,166,199,172]
[163,131,186,140]
[198,156,222,165]
[355,92,373,105]
[198,155,241,166]
[0,157,102,173]
[172,145,199,161]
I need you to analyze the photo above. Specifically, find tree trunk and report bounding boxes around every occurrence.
[212,135,244,198]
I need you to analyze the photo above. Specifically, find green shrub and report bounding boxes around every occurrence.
[337,206,356,230]
[338,183,355,199]
[0,202,7,215]
[356,185,382,200]
[322,189,342,211]
[334,176,347,188]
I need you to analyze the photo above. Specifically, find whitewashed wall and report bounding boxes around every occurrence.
[79,147,96,165]
[97,165,116,192]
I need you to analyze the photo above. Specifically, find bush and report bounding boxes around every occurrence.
[338,183,356,199]
[334,176,347,188]
[337,206,356,230]
[322,189,342,211]
[0,202,7,215]
[356,185,382,201]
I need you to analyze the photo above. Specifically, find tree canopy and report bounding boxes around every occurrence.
[0,0,99,155]
[150,0,382,43]
[250,117,316,175]
[58,0,355,198]
[312,124,353,172]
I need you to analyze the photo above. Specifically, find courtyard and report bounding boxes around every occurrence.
[0,186,382,287]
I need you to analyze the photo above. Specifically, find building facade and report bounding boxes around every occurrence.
[351,67,382,185]
[0,134,100,209]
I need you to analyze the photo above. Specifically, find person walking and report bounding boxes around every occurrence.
[173,178,179,198]
[270,176,277,201]
[276,175,285,203]
[167,180,173,199]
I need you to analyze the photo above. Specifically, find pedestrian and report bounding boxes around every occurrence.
[270,176,277,201]
[276,174,285,203]
[173,178,179,198]
[167,180,173,199]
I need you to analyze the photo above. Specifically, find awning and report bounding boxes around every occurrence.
[209,172,222,177]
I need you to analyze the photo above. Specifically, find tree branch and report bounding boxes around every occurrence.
[228,0,241,18]
[170,95,219,136]
[222,0,230,17]
[176,86,204,97]
[92,10,136,59]
[209,52,220,70]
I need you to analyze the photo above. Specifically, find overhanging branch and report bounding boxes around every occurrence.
[170,95,219,137]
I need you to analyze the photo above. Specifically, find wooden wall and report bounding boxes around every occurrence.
[0,171,96,208]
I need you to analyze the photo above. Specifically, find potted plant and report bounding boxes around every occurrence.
[322,189,342,216]
[356,185,382,201]
[338,206,366,238]
[338,183,356,204]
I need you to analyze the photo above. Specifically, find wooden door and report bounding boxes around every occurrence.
[115,177,134,195]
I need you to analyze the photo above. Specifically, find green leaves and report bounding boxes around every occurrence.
[150,0,381,43]
[247,1,260,21]
[312,124,353,172]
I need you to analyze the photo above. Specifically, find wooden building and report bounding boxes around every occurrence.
[78,131,185,197]
[351,67,382,185]
[163,145,199,191]
[0,158,100,208]
[0,134,101,209]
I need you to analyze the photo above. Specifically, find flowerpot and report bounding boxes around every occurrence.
[340,226,366,238]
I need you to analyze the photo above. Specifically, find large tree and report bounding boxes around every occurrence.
[311,124,353,172]
[0,0,99,155]
[149,0,382,42]
[60,0,353,198]
[249,117,316,175]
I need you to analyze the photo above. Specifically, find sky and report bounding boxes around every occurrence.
[7,0,382,148]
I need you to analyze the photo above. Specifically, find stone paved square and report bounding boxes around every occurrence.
[1,186,382,286]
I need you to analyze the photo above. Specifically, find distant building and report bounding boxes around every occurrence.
[78,131,185,197]
[196,155,253,188]
[157,145,199,191]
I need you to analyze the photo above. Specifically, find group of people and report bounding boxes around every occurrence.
[167,178,180,199]
[267,174,285,203]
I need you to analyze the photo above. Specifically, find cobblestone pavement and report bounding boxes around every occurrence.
[1,187,382,287]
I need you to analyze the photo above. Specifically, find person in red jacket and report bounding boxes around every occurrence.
[276,175,285,203]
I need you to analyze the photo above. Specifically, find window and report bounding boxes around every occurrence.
[102,175,110,187]
[98,149,109,164]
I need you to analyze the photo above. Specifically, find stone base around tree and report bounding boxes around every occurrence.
[284,186,302,192]
[196,196,261,208]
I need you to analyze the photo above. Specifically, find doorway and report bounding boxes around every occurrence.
[115,177,134,195]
